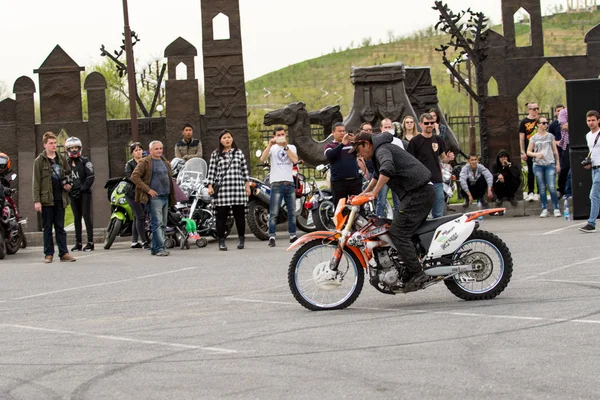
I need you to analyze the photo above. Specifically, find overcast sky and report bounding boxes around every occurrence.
[0,0,566,93]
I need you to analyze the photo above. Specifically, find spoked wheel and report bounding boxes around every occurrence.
[444,230,513,300]
[312,200,335,231]
[288,240,364,311]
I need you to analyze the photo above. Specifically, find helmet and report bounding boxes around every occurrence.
[170,158,185,177]
[64,137,82,158]
[0,153,10,174]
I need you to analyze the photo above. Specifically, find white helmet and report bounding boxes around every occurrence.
[64,137,82,158]
[170,158,185,177]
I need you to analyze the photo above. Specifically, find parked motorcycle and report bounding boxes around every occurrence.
[103,177,136,249]
[246,152,316,241]
[303,164,335,231]
[176,158,231,239]
[0,172,27,258]
[288,195,512,311]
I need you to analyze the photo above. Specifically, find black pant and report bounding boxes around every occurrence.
[216,205,245,239]
[127,196,146,243]
[557,146,571,195]
[526,156,536,194]
[331,178,363,208]
[70,192,93,244]
[460,175,488,201]
[493,175,520,200]
[389,184,436,273]
[42,200,68,257]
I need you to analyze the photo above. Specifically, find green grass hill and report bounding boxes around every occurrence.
[245,10,600,124]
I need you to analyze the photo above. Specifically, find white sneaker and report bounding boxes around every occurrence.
[540,209,549,218]
[553,209,561,217]
[532,194,540,201]
[525,193,534,202]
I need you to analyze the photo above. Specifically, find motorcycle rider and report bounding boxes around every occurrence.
[351,131,435,292]
[65,137,95,251]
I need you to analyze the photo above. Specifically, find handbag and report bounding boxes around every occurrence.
[212,151,235,196]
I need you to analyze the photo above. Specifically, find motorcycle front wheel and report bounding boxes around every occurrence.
[296,203,316,233]
[288,240,364,311]
[19,224,27,248]
[247,200,270,241]
[103,218,122,250]
[0,229,6,259]
[6,229,20,255]
[444,229,513,300]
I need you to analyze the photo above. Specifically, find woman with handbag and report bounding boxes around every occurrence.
[206,129,251,251]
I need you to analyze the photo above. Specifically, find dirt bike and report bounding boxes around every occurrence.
[287,194,512,311]
[0,172,27,258]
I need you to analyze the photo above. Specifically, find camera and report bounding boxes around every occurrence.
[581,157,592,167]
[61,175,73,187]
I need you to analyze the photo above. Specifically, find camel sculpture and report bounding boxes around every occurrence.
[264,102,331,166]
[308,105,343,137]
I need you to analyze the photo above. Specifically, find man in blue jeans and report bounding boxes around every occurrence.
[580,110,600,233]
[131,141,175,255]
[260,126,299,247]
[407,113,454,218]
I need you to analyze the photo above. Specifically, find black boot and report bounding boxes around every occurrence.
[83,242,95,252]
[403,270,428,293]
[71,243,82,252]
[219,238,227,251]
[237,236,245,249]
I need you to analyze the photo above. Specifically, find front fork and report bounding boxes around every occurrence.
[329,206,358,271]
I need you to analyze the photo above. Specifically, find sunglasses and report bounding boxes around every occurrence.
[529,107,539,111]
[422,122,435,126]
[539,121,548,125]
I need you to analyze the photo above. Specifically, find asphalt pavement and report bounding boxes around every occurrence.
[0,214,599,399]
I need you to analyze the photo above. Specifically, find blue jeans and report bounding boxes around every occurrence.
[533,164,559,210]
[432,183,445,219]
[149,195,168,253]
[376,185,400,217]
[588,168,600,227]
[565,169,572,198]
[268,182,296,237]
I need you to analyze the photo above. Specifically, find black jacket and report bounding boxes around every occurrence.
[492,149,521,182]
[124,158,139,199]
[372,132,432,200]
[68,157,95,198]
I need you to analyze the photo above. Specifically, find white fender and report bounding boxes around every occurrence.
[425,215,476,259]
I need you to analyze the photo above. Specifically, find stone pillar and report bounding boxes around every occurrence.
[201,0,250,165]
[85,72,111,226]
[13,77,37,231]
[164,37,202,159]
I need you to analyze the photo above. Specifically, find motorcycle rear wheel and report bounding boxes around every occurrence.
[296,203,316,233]
[288,240,364,311]
[444,230,513,300]
[103,218,122,250]
[0,229,6,259]
[247,200,270,241]
[6,229,20,255]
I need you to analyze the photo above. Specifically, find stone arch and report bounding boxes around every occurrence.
[176,62,188,80]
[213,13,230,40]
[13,76,35,94]
[487,76,499,97]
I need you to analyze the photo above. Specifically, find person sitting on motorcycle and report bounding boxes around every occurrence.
[458,153,494,208]
[351,131,435,292]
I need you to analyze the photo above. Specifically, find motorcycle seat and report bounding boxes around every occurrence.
[415,214,463,235]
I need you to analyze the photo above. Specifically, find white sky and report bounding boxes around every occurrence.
[0,0,566,93]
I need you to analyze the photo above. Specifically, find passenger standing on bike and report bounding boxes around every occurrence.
[260,126,299,247]
[207,130,251,251]
[352,131,435,292]
[125,142,149,250]
[324,123,361,207]
[65,137,95,252]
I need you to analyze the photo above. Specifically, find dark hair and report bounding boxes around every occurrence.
[468,152,479,159]
[555,104,565,109]
[129,142,142,154]
[273,126,285,135]
[217,129,238,157]
[427,109,439,121]
[420,113,434,123]
[332,122,345,132]
[360,122,372,130]
[181,124,193,131]
[586,110,600,119]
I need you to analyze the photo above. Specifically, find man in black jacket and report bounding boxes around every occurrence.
[351,131,435,292]
[492,149,521,206]
[65,137,95,251]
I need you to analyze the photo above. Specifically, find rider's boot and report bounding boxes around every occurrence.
[403,269,428,293]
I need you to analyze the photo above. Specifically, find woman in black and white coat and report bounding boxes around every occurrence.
[207,129,251,251]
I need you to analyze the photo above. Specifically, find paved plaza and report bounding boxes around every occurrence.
[1,215,599,399]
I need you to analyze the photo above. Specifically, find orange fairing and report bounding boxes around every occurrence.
[350,194,374,206]
[333,199,348,231]
[465,207,506,222]
[287,231,340,251]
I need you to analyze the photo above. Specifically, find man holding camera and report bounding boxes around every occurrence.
[33,132,76,263]
[260,126,299,247]
[580,110,600,233]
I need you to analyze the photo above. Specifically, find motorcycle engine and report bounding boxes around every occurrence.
[369,248,407,292]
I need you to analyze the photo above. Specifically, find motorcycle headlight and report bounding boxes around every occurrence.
[118,197,127,205]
